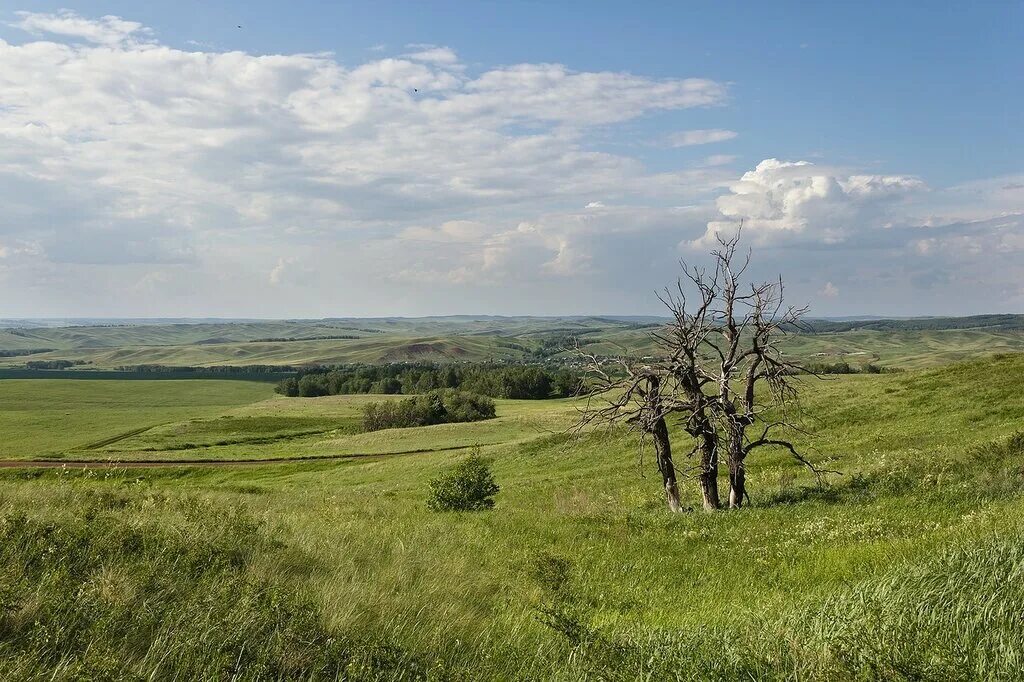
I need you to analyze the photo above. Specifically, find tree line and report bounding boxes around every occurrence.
[247,335,362,343]
[26,360,88,369]
[0,349,56,357]
[796,361,898,375]
[115,364,300,374]
[276,363,582,400]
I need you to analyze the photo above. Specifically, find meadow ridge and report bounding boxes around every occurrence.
[0,348,1023,678]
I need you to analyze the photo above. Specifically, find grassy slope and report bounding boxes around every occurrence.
[0,356,1023,677]
[576,327,1024,369]
[0,379,578,461]
[0,380,272,459]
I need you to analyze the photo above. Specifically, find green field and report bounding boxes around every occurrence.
[1,352,1023,678]
[0,379,273,459]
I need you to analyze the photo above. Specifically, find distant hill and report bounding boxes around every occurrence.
[804,314,1024,333]
[1,314,1022,371]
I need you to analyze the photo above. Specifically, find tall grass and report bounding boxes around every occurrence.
[538,534,1024,680]
[0,492,430,680]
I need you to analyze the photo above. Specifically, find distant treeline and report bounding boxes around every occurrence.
[276,363,582,399]
[362,389,496,431]
[115,364,300,374]
[26,360,88,369]
[0,349,55,357]
[248,335,361,343]
[797,361,900,375]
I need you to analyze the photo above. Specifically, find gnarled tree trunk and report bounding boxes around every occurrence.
[726,426,746,508]
[652,415,682,513]
[728,460,746,509]
[697,427,720,510]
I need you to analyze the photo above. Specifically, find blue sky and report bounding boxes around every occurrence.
[0,2,1021,317]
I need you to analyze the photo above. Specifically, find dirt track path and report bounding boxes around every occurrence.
[0,445,472,469]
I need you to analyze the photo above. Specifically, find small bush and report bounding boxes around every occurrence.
[362,389,495,431]
[426,453,500,511]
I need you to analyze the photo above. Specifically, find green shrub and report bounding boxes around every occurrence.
[362,389,495,431]
[426,453,500,511]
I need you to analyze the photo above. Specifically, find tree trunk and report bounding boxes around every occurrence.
[652,416,682,513]
[697,428,720,510]
[726,424,746,509]
[728,461,746,509]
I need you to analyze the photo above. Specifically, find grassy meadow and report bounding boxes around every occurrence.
[0,379,272,459]
[0,352,1023,678]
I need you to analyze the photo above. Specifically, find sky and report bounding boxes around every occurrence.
[0,1,1021,318]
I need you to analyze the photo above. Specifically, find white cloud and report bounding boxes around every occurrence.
[269,257,298,285]
[669,128,737,147]
[0,10,729,301]
[9,10,151,46]
[693,158,926,246]
[380,203,714,288]
[402,45,459,65]
[399,220,489,243]
[820,281,839,298]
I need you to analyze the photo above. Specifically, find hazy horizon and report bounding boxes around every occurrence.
[2,312,1021,327]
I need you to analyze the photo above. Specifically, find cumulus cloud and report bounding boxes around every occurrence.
[693,158,926,247]
[669,128,737,147]
[0,10,736,313]
[269,257,296,285]
[402,44,459,65]
[9,10,151,45]
[676,159,1024,316]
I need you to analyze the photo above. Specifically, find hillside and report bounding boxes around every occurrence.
[2,315,1023,370]
[1,354,1023,677]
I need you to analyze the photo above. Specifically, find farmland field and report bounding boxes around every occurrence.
[1,346,1023,678]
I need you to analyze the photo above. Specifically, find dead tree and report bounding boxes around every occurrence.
[573,352,685,512]
[574,230,830,511]
[659,231,830,508]
[652,272,723,510]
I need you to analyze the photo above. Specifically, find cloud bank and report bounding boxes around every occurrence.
[0,11,1020,317]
